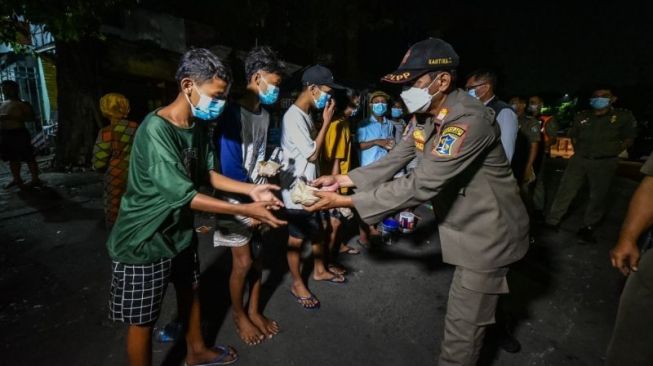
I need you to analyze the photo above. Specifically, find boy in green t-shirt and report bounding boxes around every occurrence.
[106,48,286,366]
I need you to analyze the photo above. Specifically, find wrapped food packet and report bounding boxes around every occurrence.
[257,160,281,177]
[290,178,340,206]
[337,207,354,219]
[291,179,320,206]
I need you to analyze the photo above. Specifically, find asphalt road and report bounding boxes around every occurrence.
[0,170,636,365]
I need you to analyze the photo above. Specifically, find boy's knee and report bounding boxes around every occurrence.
[288,236,303,247]
[233,255,253,272]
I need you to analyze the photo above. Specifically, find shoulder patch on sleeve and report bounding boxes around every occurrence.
[432,125,467,157]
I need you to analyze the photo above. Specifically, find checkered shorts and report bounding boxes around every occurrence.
[109,246,200,325]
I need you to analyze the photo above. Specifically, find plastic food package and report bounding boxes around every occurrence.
[257,161,281,177]
[290,179,320,206]
[337,207,354,219]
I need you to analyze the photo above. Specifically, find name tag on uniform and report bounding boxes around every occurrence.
[433,125,466,157]
[436,108,448,121]
[413,128,426,152]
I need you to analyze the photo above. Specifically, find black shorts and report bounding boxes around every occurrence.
[108,245,200,325]
[284,209,322,240]
[0,128,34,162]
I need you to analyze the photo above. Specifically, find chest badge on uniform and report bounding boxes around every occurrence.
[413,128,426,152]
[610,115,617,124]
[433,125,466,157]
[436,108,449,121]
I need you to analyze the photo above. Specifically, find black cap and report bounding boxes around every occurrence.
[382,38,459,84]
[301,65,344,89]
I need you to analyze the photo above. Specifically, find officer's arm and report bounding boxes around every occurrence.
[348,130,417,191]
[351,120,496,224]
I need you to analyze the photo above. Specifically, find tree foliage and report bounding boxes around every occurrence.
[0,0,137,45]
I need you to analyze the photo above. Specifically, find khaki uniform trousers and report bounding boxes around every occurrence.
[439,266,509,366]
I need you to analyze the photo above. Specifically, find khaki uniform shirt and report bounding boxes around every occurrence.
[348,89,529,270]
[519,115,541,144]
[569,108,637,158]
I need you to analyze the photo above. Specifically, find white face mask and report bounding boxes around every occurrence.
[400,77,440,114]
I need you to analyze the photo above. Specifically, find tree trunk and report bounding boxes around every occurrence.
[54,39,103,169]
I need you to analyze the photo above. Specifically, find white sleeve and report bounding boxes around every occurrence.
[496,108,519,162]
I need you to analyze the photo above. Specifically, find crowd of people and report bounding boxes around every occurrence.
[1,36,649,366]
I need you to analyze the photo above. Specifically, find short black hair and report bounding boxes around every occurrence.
[467,68,497,88]
[333,88,361,117]
[244,46,286,82]
[175,48,232,86]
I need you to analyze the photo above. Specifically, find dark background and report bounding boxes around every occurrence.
[141,0,653,115]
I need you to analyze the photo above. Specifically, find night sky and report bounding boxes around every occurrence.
[147,0,653,115]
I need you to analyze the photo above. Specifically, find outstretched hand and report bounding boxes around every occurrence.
[310,175,337,189]
[303,191,353,212]
[249,184,284,207]
[242,201,287,228]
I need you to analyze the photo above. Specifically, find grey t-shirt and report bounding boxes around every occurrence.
[280,104,318,209]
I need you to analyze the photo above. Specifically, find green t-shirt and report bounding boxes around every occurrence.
[106,110,214,264]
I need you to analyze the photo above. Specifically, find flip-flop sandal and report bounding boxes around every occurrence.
[339,247,360,255]
[328,265,347,276]
[290,291,320,310]
[317,274,347,285]
[185,345,239,366]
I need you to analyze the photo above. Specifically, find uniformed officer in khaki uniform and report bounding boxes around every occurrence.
[509,96,541,188]
[545,87,637,243]
[306,38,530,366]
[530,96,560,216]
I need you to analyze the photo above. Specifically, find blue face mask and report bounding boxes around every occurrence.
[391,107,403,119]
[589,97,610,110]
[372,102,387,116]
[313,88,331,110]
[187,85,226,120]
[258,76,279,105]
[467,88,479,99]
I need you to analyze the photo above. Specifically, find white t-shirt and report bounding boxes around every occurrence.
[280,104,318,209]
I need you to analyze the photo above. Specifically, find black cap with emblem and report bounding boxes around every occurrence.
[382,38,459,84]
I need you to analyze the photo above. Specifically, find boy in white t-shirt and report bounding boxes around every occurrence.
[280,65,346,310]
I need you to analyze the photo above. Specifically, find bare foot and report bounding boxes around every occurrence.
[186,345,238,366]
[250,312,280,339]
[233,313,265,346]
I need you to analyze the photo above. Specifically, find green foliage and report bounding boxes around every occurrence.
[0,0,138,45]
